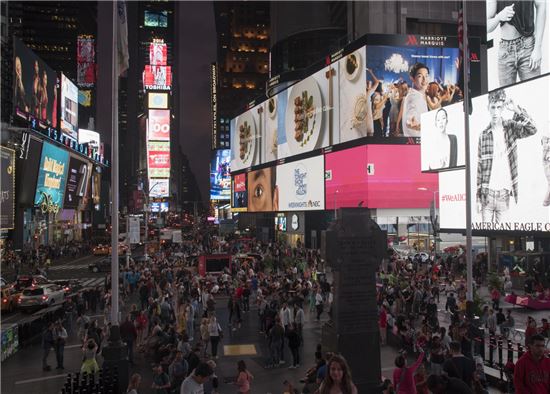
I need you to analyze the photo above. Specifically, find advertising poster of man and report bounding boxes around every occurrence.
[486,0,549,91]
[420,101,465,172]
[13,38,58,127]
[470,74,550,231]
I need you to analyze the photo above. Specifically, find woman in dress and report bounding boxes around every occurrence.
[316,355,358,394]
[427,108,457,170]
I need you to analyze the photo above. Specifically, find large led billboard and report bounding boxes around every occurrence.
[143,65,172,90]
[438,169,466,230]
[486,1,550,91]
[13,38,58,127]
[420,101,465,172]
[231,173,247,212]
[325,144,438,209]
[469,74,550,231]
[149,178,170,198]
[147,141,171,178]
[0,147,15,230]
[78,128,101,153]
[60,73,79,140]
[144,10,168,28]
[210,149,231,200]
[149,41,167,66]
[64,156,90,208]
[34,142,70,211]
[148,110,170,141]
[277,155,325,211]
[147,92,169,109]
[77,35,95,87]
[230,103,263,172]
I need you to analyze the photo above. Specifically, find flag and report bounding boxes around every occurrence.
[117,1,129,76]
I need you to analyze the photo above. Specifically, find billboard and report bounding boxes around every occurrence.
[149,178,169,198]
[15,137,42,207]
[420,101,465,171]
[325,144,438,209]
[147,141,171,178]
[91,166,101,208]
[143,65,172,90]
[469,74,550,232]
[149,41,167,66]
[144,10,168,28]
[230,103,263,172]
[77,35,95,87]
[150,201,169,213]
[148,109,170,141]
[147,92,169,109]
[438,169,466,230]
[0,147,15,229]
[13,37,58,127]
[486,1,550,91]
[231,173,247,212]
[78,128,101,153]
[210,149,231,200]
[60,73,79,140]
[64,156,90,208]
[34,142,70,212]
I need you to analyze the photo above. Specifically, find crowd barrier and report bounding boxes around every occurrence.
[60,367,119,394]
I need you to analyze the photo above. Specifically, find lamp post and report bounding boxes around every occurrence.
[144,181,162,261]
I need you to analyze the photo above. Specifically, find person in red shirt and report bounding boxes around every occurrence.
[514,334,550,394]
[525,317,538,347]
[379,305,388,346]
[491,287,501,310]
[393,350,424,394]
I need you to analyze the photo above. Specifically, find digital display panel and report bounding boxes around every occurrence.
[149,42,167,66]
[0,147,15,230]
[148,109,170,141]
[144,10,168,28]
[64,156,90,209]
[231,173,247,212]
[149,178,169,198]
[150,201,169,212]
[210,149,231,200]
[60,73,79,140]
[147,92,169,109]
[143,65,172,90]
[13,38,58,127]
[77,35,95,87]
[34,142,70,211]
[147,141,171,178]
[78,128,101,153]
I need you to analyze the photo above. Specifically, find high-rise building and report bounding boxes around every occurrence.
[212,2,270,149]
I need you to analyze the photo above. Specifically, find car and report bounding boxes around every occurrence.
[88,256,133,273]
[51,279,82,295]
[93,244,129,256]
[18,284,66,311]
[1,286,21,313]
[13,275,50,291]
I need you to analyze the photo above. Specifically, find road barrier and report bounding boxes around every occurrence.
[60,367,119,394]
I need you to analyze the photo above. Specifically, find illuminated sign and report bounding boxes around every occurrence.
[147,92,169,109]
[147,141,171,178]
[34,142,70,212]
[143,65,172,90]
[210,63,218,150]
[60,73,79,140]
[149,178,169,198]
[0,147,15,229]
[210,149,230,200]
[77,35,95,87]
[148,110,170,141]
[149,41,167,66]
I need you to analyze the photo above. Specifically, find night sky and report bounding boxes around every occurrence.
[177,2,216,204]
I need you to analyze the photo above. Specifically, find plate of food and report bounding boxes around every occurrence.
[285,77,323,155]
[236,111,256,168]
[344,51,362,82]
[267,97,277,119]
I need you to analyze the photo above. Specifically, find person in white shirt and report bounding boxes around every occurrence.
[315,288,324,321]
[180,362,213,394]
[402,62,430,137]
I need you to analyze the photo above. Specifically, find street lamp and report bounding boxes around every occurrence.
[144,181,163,261]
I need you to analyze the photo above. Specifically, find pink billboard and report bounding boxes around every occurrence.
[325,144,438,209]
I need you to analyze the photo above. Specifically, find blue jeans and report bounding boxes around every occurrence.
[498,35,540,87]
[481,189,510,223]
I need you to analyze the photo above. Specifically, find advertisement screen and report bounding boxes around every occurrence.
[78,128,101,153]
[230,102,263,172]
[0,147,15,230]
[91,166,101,207]
[486,1,550,91]
[325,145,368,209]
[420,101,465,171]
[147,92,169,109]
[147,141,171,178]
[13,38,58,127]
[149,42,167,66]
[231,173,247,211]
[150,202,169,212]
[144,10,168,28]
[60,73,79,140]
[64,156,89,208]
[16,138,42,207]
[77,35,95,87]
[149,178,169,198]
[210,149,231,200]
[148,109,170,141]
[469,75,550,231]
[244,157,325,212]
[366,145,438,208]
[439,169,466,230]
[34,142,70,211]
[143,65,172,90]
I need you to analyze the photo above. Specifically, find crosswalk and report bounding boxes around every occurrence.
[48,261,91,271]
[79,277,105,288]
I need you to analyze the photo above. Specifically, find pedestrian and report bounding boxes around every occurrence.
[287,323,301,369]
[486,309,497,336]
[315,288,324,321]
[81,339,100,375]
[53,320,68,370]
[514,334,550,394]
[42,322,55,371]
[443,341,476,387]
[180,362,214,394]
[200,318,210,357]
[316,354,358,394]
[379,305,388,346]
[120,315,137,365]
[126,373,142,394]
[151,364,171,394]
[393,350,424,394]
[169,351,188,391]
[234,359,254,394]
[267,317,285,367]
[208,315,222,359]
[427,374,473,394]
